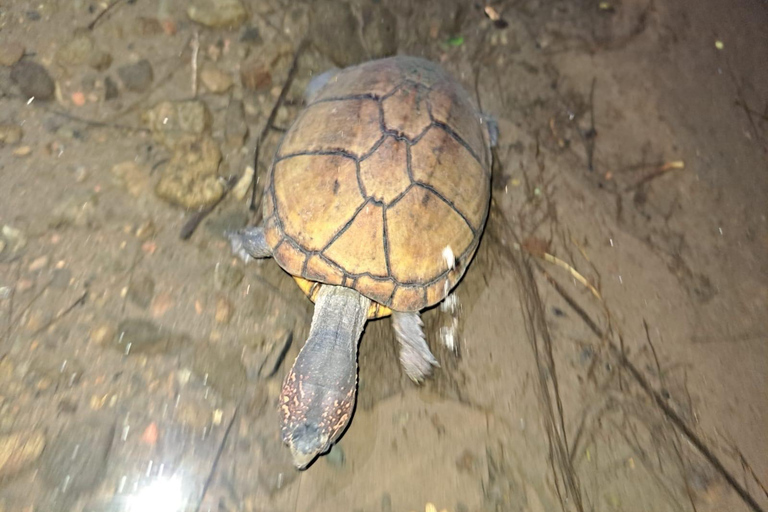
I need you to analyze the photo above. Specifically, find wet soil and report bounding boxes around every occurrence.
[0,0,766,511]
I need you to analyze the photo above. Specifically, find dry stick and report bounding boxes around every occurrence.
[2,262,21,349]
[248,39,308,212]
[87,0,126,30]
[643,318,663,383]
[538,266,766,512]
[194,404,240,512]
[191,31,200,97]
[31,291,88,336]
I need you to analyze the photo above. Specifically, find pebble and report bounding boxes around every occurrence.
[154,136,224,208]
[49,192,99,229]
[142,100,213,149]
[200,62,234,93]
[239,58,271,91]
[187,0,249,28]
[56,31,96,66]
[12,146,31,157]
[214,295,234,324]
[11,60,56,100]
[89,323,116,345]
[117,59,154,92]
[0,124,23,145]
[104,76,119,100]
[0,430,46,479]
[0,42,25,66]
[28,255,49,272]
[50,267,72,289]
[150,292,174,318]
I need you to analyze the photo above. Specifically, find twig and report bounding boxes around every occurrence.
[643,319,663,384]
[249,39,308,212]
[194,404,240,512]
[191,31,200,97]
[43,107,150,134]
[538,263,766,512]
[32,291,88,335]
[87,0,127,30]
[624,161,685,192]
[179,175,239,240]
[2,263,21,349]
[582,77,598,172]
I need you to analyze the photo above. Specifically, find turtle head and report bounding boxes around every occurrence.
[279,364,356,469]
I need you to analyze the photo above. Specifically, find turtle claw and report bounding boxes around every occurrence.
[392,312,439,383]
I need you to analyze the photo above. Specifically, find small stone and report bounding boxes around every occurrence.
[214,295,234,324]
[135,220,157,240]
[11,61,56,101]
[0,430,46,478]
[0,42,25,66]
[56,31,95,66]
[12,146,31,157]
[240,26,262,44]
[127,273,155,309]
[89,323,116,345]
[200,62,233,93]
[136,16,164,35]
[187,0,249,28]
[154,136,224,208]
[381,493,392,512]
[150,292,174,318]
[89,51,113,71]
[117,59,154,92]
[239,58,271,91]
[104,76,119,100]
[28,255,49,272]
[0,124,23,145]
[142,100,213,149]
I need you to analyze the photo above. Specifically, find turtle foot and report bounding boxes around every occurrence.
[225,226,272,262]
[392,311,439,383]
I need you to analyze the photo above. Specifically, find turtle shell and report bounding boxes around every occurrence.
[262,56,492,317]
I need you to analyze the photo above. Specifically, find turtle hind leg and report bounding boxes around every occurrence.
[226,226,272,262]
[392,311,439,383]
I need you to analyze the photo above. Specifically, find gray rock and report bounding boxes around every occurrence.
[56,31,96,66]
[224,99,248,148]
[114,318,180,355]
[11,60,55,101]
[187,0,249,28]
[117,59,154,92]
[104,76,118,100]
[154,136,224,208]
[200,62,233,93]
[192,343,248,401]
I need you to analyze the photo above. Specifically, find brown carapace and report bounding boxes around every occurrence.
[261,56,492,316]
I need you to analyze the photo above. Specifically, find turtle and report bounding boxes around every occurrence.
[228,55,495,469]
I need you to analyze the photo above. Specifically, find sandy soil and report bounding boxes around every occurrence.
[0,0,766,511]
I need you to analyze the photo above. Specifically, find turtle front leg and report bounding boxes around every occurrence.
[225,225,272,262]
[280,285,370,469]
[392,312,439,383]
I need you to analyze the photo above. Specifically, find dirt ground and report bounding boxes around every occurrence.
[0,0,766,511]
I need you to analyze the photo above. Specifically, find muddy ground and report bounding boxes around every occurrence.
[0,0,766,511]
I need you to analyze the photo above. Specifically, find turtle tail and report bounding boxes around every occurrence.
[279,285,370,469]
